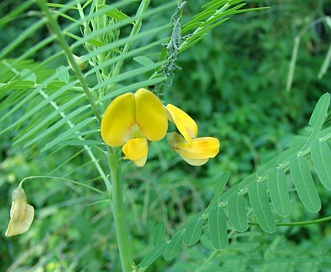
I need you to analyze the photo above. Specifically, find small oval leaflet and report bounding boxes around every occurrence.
[228,193,248,232]
[268,167,292,217]
[164,230,184,260]
[289,154,321,213]
[56,66,69,83]
[19,68,37,83]
[153,222,166,246]
[311,139,331,191]
[140,242,167,268]
[183,216,203,246]
[209,172,229,208]
[308,93,330,132]
[208,205,228,249]
[248,181,276,233]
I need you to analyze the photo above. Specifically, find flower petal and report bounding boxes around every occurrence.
[101,93,135,146]
[122,137,148,167]
[135,88,168,141]
[5,187,34,237]
[180,157,209,166]
[166,104,198,146]
[175,137,220,166]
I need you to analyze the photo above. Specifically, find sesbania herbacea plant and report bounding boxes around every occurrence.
[100,88,220,167]
[4,1,225,270]
[5,87,220,272]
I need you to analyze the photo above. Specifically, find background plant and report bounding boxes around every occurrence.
[1,0,331,271]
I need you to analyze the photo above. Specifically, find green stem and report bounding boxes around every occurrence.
[19,176,107,196]
[36,0,101,123]
[108,147,132,272]
[197,250,218,272]
[249,215,331,227]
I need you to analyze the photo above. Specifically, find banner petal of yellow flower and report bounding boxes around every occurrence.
[135,88,168,141]
[101,93,136,146]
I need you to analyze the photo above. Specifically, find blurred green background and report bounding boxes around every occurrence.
[1,0,331,271]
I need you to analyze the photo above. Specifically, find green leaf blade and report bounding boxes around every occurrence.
[267,167,292,217]
[289,154,321,213]
[13,91,85,144]
[153,222,166,247]
[208,205,228,249]
[104,7,130,21]
[22,104,91,148]
[206,172,229,213]
[19,68,37,83]
[308,93,330,132]
[164,231,184,261]
[41,117,97,152]
[183,217,203,246]
[311,139,331,191]
[56,65,70,83]
[140,242,167,268]
[228,193,248,232]
[248,181,276,233]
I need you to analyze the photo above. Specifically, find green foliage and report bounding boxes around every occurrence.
[1,0,331,271]
[267,167,292,217]
[311,138,331,190]
[208,205,228,249]
[248,180,276,233]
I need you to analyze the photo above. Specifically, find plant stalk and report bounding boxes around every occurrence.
[108,147,132,272]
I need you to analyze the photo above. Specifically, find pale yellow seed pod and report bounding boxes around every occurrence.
[5,186,34,237]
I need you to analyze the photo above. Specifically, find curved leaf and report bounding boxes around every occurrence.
[289,154,321,213]
[208,205,228,249]
[248,181,276,233]
[267,167,292,217]
[311,139,331,191]
[206,172,229,213]
[308,93,330,132]
[41,117,98,152]
[140,242,167,268]
[153,222,166,246]
[23,105,91,147]
[228,193,248,232]
[183,216,203,246]
[164,231,184,260]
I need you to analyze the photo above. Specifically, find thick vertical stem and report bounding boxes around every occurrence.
[108,148,132,272]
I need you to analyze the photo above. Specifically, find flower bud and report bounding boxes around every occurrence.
[68,54,88,71]
[5,186,34,237]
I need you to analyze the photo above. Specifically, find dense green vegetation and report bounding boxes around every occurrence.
[1,0,331,271]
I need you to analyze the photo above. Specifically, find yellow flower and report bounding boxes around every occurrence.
[101,88,168,167]
[5,185,34,237]
[166,104,198,147]
[168,133,220,166]
[166,104,220,166]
